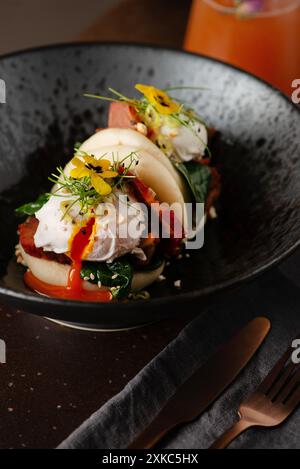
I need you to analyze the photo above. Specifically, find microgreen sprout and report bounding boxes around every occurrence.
[84,84,210,158]
[49,151,138,219]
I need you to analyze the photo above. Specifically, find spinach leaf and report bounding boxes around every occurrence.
[174,161,211,204]
[81,258,133,299]
[15,193,50,216]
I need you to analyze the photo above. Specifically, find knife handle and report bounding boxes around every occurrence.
[128,416,176,449]
[209,418,253,449]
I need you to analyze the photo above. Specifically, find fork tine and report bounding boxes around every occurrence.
[285,381,300,410]
[268,362,297,400]
[258,348,292,394]
[277,367,300,403]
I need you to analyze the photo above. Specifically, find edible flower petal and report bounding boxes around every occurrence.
[70,158,90,179]
[100,170,119,179]
[135,84,180,115]
[235,0,262,16]
[90,173,112,196]
[70,155,118,196]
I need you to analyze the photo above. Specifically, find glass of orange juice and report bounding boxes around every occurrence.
[184,0,300,95]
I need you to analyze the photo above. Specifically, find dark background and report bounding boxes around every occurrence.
[0,0,192,55]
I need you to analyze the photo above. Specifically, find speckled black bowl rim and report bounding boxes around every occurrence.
[0,41,299,312]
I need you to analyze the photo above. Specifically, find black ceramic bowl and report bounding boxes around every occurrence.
[0,43,299,328]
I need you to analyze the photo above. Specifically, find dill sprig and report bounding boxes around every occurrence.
[163,86,210,92]
[112,151,139,192]
[85,87,149,115]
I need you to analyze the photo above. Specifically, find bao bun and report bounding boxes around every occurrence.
[61,128,192,234]
[19,245,165,293]
[20,128,191,295]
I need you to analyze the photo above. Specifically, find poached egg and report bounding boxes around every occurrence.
[160,116,208,162]
[34,190,146,263]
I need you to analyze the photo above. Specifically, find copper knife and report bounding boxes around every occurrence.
[128,317,271,449]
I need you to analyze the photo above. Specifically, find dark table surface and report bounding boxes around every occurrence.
[0,304,196,449]
[0,0,194,449]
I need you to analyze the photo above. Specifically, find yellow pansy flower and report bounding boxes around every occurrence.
[70,155,118,196]
[135,84,180,115]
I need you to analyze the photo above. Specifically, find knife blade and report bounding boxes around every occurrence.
[128,316,271,449]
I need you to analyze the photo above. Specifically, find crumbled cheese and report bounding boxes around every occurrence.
[136,122,148,136]
[209,206,218,219]
[174,280,181,289]
[157,275,166,282]
[15,244,25,265]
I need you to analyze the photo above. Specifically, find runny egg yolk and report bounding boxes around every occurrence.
[25,217,112,302]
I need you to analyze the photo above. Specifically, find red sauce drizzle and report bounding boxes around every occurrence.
[24,217,112,302]
[68,217,96,293]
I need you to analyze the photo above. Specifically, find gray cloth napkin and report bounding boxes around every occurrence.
[58,256,300,449]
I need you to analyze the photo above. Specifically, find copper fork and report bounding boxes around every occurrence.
[210,341,300,449]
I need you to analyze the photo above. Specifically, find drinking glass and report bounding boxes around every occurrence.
[184,0,300,95]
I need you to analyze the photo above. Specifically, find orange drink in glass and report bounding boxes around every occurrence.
[184,0,300,95]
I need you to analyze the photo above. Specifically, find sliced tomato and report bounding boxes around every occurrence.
[131,178,184,256]
[131,177,157,206]
[160,208,184,257]
[108,102,140,129]
[19,217,71,264]
[19,217,39,254]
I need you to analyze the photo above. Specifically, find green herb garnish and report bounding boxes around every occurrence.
[81,258,133,299]
[15,193,50,216]
[84,84,209,156]
[49,151,138,219]
[49,167,104,218]
[174,161,211,204]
